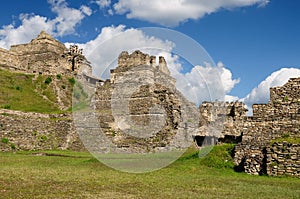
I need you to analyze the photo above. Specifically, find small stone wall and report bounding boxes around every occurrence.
[234,77,300,177]
[197,101,247,141]
[267,142,300,177]
[0,109,85,152]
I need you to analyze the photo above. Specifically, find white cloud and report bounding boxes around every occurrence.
[225,95,239,102]
[170,62,239,105]
[113,0,269,26]
[0,0,91,49]
[80,5,93,16]
[48,0,91,36]
[217,62,240,93]
[242,68,300,115]
[68,25,239,106]
[95,0,111,8]
[0,15,54,49]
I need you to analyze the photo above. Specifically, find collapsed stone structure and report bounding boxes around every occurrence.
[234,78,300,177]
[0,31,96,78]
[0,31,299,177]
[86,50,198,153]
[195,101,246,146]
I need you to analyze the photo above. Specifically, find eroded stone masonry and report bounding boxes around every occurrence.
[234,78,300,177]
[0,31,96,79]
[0,31,299,177]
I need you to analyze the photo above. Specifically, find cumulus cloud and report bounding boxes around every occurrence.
[0,0,91,49]
[69,25,239,106]
[242,68,300,115]
[0,15,54,49]
[80,5,93,16]
[112,0,270,26]
[170,61,239,105]
[94,0,111,9]
[48,0,92,36]
[225,95,239,102]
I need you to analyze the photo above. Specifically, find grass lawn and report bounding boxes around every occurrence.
[0,145,299,198]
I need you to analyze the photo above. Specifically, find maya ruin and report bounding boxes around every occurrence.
[0,31,299,177]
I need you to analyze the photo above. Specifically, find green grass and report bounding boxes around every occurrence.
[270,132,300,145]
[0,69,72,113]
[0,145,299,199]
[270,137,300,145]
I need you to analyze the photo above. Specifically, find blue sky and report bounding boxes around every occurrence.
[0,0,299,113]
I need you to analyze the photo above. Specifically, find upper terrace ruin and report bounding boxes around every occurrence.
[0,31,92,76]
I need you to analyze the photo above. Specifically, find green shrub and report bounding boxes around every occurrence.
[15,86,21,91]
[1,137,9,144]
[282,132,290,138]
[56,74,62,79]
[68,77,75,86]
[40,135,48,142]
[62,85,66,89]
[10,143,16,149]
[45,77,52,84]
[3,105,11,109]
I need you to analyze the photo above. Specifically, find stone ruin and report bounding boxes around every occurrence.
[84,50,198,153]
[0,31,94,77]
[0,31,299,177]
[194,101,247,146]
[234,78,300,177]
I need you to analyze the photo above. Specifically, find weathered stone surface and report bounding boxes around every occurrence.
[0,31,94,77]
[0,109,85,151]
[90,51,198,153]
[234,77,300,177]
[267,142,300,177]
[197,101,247,139]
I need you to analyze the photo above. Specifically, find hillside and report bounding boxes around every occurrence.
[0,69,74,113]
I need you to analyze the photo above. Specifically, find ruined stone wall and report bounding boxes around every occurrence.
[0,109,84,152]
[197,101,247,141]
[114,51,170,76]
[91,51,197,153]
[270,77,300,103]
[234,77,300,177]
[0,31,92,76]
[0,48,20,71]
[266,142,300,177]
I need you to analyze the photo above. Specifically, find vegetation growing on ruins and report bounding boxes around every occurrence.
[270,132,300,145]
[0,69,73,113]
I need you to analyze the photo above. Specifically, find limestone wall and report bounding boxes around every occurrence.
[270,77,300,103]
[116,51,171,75]
[90,51,197,153]
[0,48,20,71]
[234,77,300,177]
[197,101,247,140]
[266,142,300,177]
[0,31,92,76]
[0,109,84,152]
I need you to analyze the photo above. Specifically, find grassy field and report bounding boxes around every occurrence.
[0,145,299,199]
